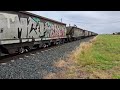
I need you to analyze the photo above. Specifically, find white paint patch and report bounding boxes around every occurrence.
[41,48,52,53]
[41,51,44,53]
[47,48,52,51]
[45,48,52,51]
[44,50,48,52]
[11,60,15,62]
[24,55,29,57]
[1,63,7,65]
[19,58,23,60]
[1,40,19,44]
[35,38,42,41]
[35,60,39,62]
[30,54,35,56]
[36,53,40,54]
[38,72,40,74]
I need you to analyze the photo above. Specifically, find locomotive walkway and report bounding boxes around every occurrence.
[0,36,95,79]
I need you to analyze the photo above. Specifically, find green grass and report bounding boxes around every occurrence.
[76,35,120,78]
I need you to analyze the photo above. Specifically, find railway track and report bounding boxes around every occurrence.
[0,36,95,79]
[0,44,59,63]
[0,37,93,63]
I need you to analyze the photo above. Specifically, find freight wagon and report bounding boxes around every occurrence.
[91,32,96,36]
[66,25,85,41]
[88,31,91,37]
[0,11,98,56]
[84,30,89,37]
[0,11,67,55]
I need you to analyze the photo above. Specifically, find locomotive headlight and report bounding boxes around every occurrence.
[0,28,3,33]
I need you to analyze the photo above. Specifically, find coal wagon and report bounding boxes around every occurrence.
[66,25,85,41]
[0,11,67,55]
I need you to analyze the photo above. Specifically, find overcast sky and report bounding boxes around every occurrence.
[28,11,120,34]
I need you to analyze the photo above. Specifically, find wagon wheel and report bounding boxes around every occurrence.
[25,46,31,52]
[43,43,48,48]
[18,47,25,54]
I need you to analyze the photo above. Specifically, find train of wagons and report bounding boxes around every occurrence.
[0,11,98,56]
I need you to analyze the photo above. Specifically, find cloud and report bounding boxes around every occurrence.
[28,11,120,34]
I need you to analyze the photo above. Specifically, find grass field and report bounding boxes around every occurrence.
[44,35,120,79]
[69,34,120,79]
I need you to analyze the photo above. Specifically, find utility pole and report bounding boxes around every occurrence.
[61,18,62,22]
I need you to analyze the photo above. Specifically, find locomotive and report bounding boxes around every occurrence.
[0,11,97,56]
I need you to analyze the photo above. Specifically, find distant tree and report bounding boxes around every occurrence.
[113,33,115,35]
[117,32,120,35]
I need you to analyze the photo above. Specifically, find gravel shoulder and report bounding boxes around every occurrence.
[0,37,95,79]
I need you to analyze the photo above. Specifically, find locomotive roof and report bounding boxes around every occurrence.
[17,11,66,25]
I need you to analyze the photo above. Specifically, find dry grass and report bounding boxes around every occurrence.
[43,37,97,79]
[43,73,57,79]
[54,60,66,68]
